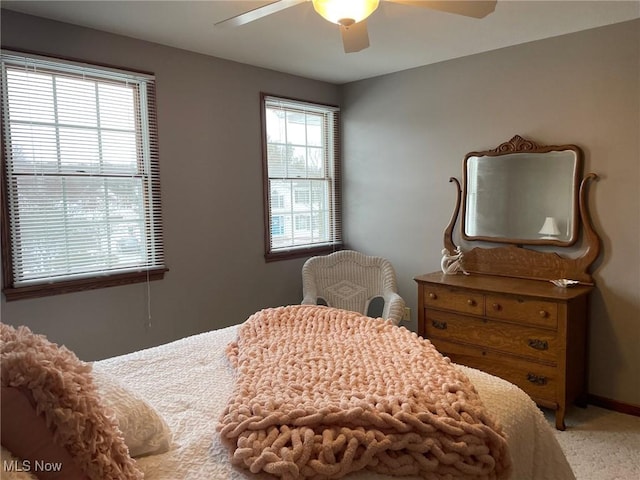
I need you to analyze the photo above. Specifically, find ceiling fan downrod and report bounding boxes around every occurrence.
[338,18,356,27]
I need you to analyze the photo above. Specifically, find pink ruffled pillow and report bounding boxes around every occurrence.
[0,323,142,480]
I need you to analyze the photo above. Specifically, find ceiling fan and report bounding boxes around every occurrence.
[215,0,497,53]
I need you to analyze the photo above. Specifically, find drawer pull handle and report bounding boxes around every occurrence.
[492,303,502,311]
[432,320,447,330]
[539,310,549,318]
[429,292,438,300]
[528,339,549,351]
[527,373,548,386]
[467,299,476,306]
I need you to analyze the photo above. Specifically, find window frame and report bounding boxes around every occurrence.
[1,50,167,301]
[261,93,342,262]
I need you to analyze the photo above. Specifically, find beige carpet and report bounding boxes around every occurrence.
[543,406,640,480]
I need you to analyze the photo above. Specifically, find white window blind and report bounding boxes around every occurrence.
[1,50,165,293]
[263,94,342,259]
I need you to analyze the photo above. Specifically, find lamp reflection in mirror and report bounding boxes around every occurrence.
[312,0,380,26]
[538,216,561,239]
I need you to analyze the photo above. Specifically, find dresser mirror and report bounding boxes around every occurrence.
[462,139,581,246]
[443,135,601,284]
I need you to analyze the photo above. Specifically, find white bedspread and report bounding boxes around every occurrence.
[1,324,576,480]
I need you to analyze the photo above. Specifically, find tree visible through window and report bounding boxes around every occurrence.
[1,50,166,300]
[261,94,342,261]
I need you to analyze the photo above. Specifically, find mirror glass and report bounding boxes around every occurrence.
[462,147,581,245]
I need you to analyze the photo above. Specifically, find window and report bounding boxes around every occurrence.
[1,50,166,300]
[262,94,342,261]
[271,215,285,236]
[294,189,310,205]
[294,214,311,232]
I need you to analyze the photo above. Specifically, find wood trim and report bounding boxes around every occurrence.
[490,134,541,153]
[443,177,461,254]
[265,244,344,262]
[446,135,602,283]
[3,268,168,301]
[1,109,13,292]
[260,93,342,262]
[1,50,166,301]
[0,46,155,77]
[574,173,601,276]
[462,244,597,284]
[461,135,584,247]
[587,394,640,417]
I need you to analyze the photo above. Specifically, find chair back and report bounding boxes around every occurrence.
[301,250,405,324]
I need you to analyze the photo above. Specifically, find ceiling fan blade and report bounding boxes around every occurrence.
[215,0,307,28]
[388,0,497,19]
[341,20,370,53]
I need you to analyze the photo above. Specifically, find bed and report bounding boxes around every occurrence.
[1,305,575,480]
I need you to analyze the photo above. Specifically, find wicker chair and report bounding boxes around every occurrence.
[301,250,405,325]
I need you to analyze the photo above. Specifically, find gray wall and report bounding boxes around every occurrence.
[341,19,640,406]
[1,11,638,406]
[0,10,340,360]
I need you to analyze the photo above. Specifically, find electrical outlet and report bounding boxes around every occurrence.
[402,307,411,323]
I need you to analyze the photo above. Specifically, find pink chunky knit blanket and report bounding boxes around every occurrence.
[218,305,511,479]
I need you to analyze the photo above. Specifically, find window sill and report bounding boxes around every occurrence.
[2,268,168,301]
[265,245,343,262]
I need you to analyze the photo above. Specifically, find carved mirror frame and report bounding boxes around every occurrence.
[444,135,601,284]
[461,136,582,246]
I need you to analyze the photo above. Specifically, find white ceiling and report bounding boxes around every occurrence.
[2,1,639,84]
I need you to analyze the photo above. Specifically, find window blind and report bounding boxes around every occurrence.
[1,50,165,290]
[262,94,342,259]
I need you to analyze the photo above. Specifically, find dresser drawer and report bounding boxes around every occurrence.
[430,338,558,404]
[424,310,559,363]
[422,285,484,316]
[485,294,558,329]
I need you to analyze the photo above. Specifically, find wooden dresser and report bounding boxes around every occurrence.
[416,271,592,430]
[425,135,601,430]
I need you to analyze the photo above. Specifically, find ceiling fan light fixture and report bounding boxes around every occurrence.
[312,0,380,26]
